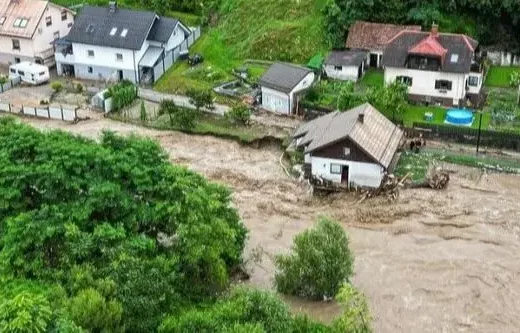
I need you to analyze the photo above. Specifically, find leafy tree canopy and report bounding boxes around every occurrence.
[0,118,247,331]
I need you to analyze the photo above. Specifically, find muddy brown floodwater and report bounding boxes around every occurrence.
[12,111,520,333]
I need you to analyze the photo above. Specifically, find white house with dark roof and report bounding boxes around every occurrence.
[55,1,192,83]
[324,49,369,81]
[0,0,74,66]
[293,103,403,188]
[383,24,483,107]
[258,62,315,115]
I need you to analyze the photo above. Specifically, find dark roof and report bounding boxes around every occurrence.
[294,103,403,169]
[346,21,421,51]
[383,31,478,73]
[66,6,156,50]
[147,17,179,43]
[258,63,313,93]
[325,50,368,67]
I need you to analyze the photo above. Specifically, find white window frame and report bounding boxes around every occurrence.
[330,163,342,175]
[468,76,479,87]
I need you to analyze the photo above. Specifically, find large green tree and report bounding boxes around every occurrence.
[274,218,354,300]
[0,118,247,331]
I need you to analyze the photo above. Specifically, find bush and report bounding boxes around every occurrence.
[51,81,63,93]
[186,88,214,111]
[108,81,137,112]
[226,105,251,126]
[274,218,354,299]
[76,83,84,93]
[140,100,147,122]
[159,99,199,130]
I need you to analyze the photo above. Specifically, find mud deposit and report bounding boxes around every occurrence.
[14,112,520,333]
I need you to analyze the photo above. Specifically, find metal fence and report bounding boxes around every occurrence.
[0,76,22,93]
[152,26,201,82]
[0,102,78,122]
[407,122,520,151]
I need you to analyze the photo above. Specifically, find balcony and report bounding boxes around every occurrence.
[55,44,75,63]
[35,47,55,60]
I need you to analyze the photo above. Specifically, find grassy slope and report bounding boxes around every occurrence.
[156,0,329,94]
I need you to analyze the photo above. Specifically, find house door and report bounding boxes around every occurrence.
[341,165,349,185]
[117,70,123,81]
[369,54,378,67]
[357,64,363,79]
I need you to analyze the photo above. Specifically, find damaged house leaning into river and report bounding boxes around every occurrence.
[293,103,403,189]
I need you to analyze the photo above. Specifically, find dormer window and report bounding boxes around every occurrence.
[120,29,128,37]
[13,18,21,27]
[19,18,28,28]
[450,54,459,63]
[110,27,118,36]
[0,16,6,25]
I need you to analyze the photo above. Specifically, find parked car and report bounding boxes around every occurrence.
[188,53,204,67]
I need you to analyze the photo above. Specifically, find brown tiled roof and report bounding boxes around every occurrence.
[0,0,72,39]
[346,21,421,51]
[294,103,403,169]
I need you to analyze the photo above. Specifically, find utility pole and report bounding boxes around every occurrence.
[476,112,483,154]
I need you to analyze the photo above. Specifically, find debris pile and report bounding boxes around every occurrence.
[357,174,408,203]
[425,168,450,189]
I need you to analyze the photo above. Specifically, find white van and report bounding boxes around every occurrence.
[9,62,50,85]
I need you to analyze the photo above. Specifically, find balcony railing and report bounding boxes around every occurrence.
[35,47,55,60]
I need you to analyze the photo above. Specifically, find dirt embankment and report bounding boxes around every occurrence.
[13,113,520,333]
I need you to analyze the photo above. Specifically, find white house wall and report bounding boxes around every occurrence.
[33,4,74,54]
[324,64,360,81]
[291,72,315,93]
[384,66,468,104]
[0,38,34,65]
[261,86,290,114]
[165,24,187,51]
[311,156,384,188]
[465,72,483,95]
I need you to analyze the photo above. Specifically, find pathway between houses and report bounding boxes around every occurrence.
[138,88,229,116]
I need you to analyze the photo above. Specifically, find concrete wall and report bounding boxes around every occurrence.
[385,66,469,106]
[324,64,361,81]
[311,156,384,188]
[486,51,520,66]
[73,63,136,83]
[261,86,290,114]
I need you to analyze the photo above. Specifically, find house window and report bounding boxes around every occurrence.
[10,68,16,74]
[13,18,21,27]
[116,53,123,61]
[68,22,73,28]
[53,31,60,40]
[0,16,5,25]
[120,29,128,37]
[19,18,28,28]
[435,80,452,91]
[17,70,25,76]
[12,39,20,50]
[334,65,342,71]
[396,76,413,86]
[110,27,118,36]
[87,66,93,74]
[61,10,67,21]
[468,76,479,87]
[330,164,342,175]
[87,50,94,57]
[14,57,20,64]
[344,147,351,157]
[46,16,52,27]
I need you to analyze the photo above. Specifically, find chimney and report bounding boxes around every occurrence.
[108,1,117,13]
[358,112,364,123]
[431,23,439,37]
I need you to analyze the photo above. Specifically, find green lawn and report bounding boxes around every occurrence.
[359,70,384,88]
[400,105,491,129]
[485,66,520,88]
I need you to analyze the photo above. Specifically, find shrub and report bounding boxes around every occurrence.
[226,105,251,126]
[186,88,214,111]
[107,81,137,112]
[159,99,198,130]
[0,76,7,85]
[51,81,63,93]
[76,83,84,93]
[274,218,354,299]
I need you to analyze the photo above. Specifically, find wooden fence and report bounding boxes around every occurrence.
[0,102,78,122]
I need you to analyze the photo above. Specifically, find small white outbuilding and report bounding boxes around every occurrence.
[323,49,369,81]
[258,62,315,115]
